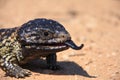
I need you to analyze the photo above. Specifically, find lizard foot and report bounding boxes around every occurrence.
[6,65,31,78]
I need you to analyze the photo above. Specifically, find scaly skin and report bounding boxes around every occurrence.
[0,18,84,78]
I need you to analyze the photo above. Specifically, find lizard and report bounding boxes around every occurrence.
[0,18,84,78]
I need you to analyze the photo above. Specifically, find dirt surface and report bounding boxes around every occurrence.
[0,0,120,80]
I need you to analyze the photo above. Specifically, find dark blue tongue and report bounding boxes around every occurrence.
[65,40,84,50]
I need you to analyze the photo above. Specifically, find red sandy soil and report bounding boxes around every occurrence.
[0,0,120,80]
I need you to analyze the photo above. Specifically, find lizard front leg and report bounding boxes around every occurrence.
[46,53,61,70]
[0,54,31,78]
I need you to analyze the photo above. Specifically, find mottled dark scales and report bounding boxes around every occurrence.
[0,18,84,78]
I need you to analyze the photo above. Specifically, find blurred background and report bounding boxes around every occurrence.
[0,0,120,80]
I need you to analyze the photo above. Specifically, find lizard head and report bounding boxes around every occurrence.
[18,18,84,52]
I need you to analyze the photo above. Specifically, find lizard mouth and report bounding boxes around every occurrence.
[24,40,84,52]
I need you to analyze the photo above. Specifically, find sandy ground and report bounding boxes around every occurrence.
[0,0,120,80]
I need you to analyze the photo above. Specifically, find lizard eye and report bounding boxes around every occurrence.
[40,30,53,40]
[44,32,49,36]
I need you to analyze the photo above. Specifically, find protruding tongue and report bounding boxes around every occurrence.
[65,40,84,50]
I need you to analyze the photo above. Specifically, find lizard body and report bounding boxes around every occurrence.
[0,18,84,78]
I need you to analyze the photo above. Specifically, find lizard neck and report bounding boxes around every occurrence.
[0,27,19,41]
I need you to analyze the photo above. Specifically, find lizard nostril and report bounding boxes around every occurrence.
[58,32,71,40]
[62,35,65,38]
[59,34,66,39]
